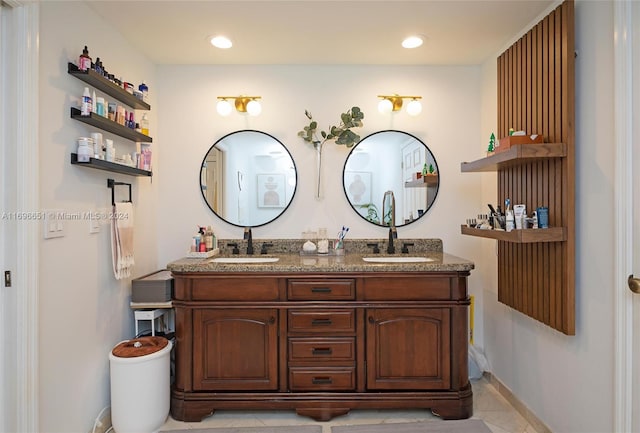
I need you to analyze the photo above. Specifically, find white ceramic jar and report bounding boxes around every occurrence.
[77,137,94,162]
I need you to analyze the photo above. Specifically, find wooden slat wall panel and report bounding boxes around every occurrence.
[496,0,575,334]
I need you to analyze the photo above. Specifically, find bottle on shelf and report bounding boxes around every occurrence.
[140,113,149,136]
[81,87,92,116]
[78,46,91,71]
[138,81,149,103]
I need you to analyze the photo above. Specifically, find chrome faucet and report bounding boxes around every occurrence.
[244,227,254,255]
[387,226,397,254]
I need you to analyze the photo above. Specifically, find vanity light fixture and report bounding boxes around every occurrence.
[377,95,423,116]
[216,96,262,116]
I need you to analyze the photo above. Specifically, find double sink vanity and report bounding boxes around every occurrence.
[167,238,475,422]
[169,128,474,422]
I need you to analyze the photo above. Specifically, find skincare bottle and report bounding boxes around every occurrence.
[81,87,92,116]
[138,81,149,103]
[96,97,105,117]
[205,226,214,251]
[92,90,96,113]
[78,46,91,71]
[105,139,114,162]
[140,113,149,136]
[505,210,515,232]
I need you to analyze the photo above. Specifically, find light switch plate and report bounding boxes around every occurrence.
[43,210,65,239]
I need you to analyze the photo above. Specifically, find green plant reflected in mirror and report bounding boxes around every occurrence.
[342,130,439,227]
[200,130,297,228]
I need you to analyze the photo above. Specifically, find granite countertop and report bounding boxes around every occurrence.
[167,238,474,273]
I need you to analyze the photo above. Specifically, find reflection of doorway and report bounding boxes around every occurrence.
[204,147,224,215]
[401,142,427,222]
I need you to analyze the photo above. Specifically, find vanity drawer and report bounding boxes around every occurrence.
[191,277,280,301]
[288,337,356,362]
[287,279,355,300]
[288,310,355,333]
[362,276,452,300]
[289,367,356,391]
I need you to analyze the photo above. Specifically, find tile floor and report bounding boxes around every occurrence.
[160,377,539,433]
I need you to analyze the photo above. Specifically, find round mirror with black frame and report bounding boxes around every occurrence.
[342,130,439,227]
[200,130,298,228]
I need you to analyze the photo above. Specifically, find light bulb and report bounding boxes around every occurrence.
[246,99,262,116]
[406,99,422,116]
[210,36,232,49]
[378,98,393,114]
[216,99,232,116]
[402,36,424,49]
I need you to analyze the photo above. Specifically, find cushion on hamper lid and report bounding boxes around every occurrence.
[112,336,168,358]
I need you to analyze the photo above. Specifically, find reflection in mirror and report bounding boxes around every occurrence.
[200,130,297,227]
[343,130,439,227]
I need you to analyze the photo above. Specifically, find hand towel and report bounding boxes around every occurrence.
[111,202,134,279]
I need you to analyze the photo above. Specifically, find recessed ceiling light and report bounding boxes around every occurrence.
[210,36,232,49]
[402,35,424,49]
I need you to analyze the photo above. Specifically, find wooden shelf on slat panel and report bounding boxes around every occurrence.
[404,174,438,188]
[460,225,566,243]
[460,143,566,172]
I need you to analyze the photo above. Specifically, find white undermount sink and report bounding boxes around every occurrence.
[362,256,434,263]
[210,257,280,264]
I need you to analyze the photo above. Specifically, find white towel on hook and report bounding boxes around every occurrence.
[111,202,134,280]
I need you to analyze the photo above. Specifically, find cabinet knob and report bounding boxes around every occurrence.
[269,316,276,324]
[368,316,375,324]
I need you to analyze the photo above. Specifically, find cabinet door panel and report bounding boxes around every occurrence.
[366,308,451,390]
[193,309,278,391]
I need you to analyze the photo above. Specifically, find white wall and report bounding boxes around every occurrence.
[38,3,158,432]
[480,1,616,431]
[156,65,482,249]
[155,64,488,343]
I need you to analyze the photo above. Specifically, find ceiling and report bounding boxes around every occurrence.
[87,0,555,66]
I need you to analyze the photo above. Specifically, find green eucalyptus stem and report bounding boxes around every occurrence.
[299,107,364,200]
[316,142,323,199]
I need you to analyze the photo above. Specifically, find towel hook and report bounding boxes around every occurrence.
[107,178,132,206]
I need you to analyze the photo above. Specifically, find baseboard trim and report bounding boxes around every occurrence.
[483,372,553,433]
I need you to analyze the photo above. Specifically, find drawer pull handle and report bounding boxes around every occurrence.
[311,287,332,293]
[312,347,333,355]
[311,318,333,326]
[312,377,333,385]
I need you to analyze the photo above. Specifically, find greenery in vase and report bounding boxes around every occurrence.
[357,203,380,224]
[298,107,364,149]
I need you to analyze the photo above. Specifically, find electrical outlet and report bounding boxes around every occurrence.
[89,210,100,234]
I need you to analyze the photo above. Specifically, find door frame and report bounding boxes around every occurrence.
[613,1,635,432]
[0,1,40,432]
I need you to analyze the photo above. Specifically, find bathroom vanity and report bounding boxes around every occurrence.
[167,241,474,422]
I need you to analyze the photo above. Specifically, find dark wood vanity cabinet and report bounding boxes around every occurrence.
[366,308,451,390]
[171,271,472,422]
[192,308,278,391]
